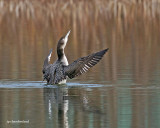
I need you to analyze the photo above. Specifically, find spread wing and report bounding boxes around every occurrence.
[64,48,109,79]
[43,49,53,68]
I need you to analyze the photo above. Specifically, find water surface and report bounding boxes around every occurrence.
[0,81,160,128]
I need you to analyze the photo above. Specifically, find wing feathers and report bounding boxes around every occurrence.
[64,48,109,79]
[43,49,53,68]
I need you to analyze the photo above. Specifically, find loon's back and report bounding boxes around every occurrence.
[46,61,67,84]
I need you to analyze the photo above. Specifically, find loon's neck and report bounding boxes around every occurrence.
[57,48,64,60]
[57,48,68,65]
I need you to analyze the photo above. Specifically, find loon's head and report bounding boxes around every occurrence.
[57,30,71,50]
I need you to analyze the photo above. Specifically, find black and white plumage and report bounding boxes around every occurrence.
[64,49,108,79]
[42,30,109,84]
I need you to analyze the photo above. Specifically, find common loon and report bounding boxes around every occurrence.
[42,30,109,84]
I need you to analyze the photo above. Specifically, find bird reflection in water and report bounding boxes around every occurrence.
[43,87,69,128]
[43,86,107,127]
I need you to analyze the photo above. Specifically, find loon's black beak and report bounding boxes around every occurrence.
[64,30,71,40]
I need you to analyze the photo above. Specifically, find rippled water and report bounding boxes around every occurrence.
[0,81,160,128]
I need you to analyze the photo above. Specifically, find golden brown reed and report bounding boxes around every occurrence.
[0,0,160,18]
[0,0,160,45]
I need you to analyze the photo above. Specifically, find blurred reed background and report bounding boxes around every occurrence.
[0,0,160,84]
